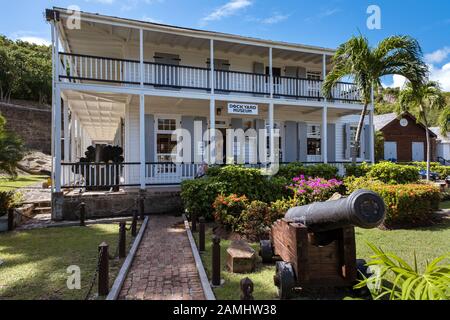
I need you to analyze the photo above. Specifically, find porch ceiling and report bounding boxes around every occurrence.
[64,91,127,142]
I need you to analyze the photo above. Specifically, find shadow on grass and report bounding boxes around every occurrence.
[0,224,134,300]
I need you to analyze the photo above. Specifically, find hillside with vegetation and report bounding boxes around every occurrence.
[0,35,52,104]
[375,87,450,126]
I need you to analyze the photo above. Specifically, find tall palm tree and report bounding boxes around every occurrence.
[399,81,446,180]
[323,35,428,163]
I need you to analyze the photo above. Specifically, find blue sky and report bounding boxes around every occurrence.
[1,0,449,90]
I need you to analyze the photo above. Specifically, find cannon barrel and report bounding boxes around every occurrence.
[285,189,385,232]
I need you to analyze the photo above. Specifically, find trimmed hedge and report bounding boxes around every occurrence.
[0,191,23,217]
[345,177,440,227]
[346,162,419,184]
[181,165,289,219]
[276,162,339,180]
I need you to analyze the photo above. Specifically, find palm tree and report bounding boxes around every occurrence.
[323,35,428,163]
[399,81,446,180]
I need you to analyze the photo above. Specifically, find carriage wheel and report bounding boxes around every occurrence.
[274,261,296,300]
[259,240,274,263]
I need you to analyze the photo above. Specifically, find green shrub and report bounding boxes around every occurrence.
[344,177,440,227]
[355,243,450,300]
[277,162,339,180]
[239,200,284,240]
[0,191,23,217]
[270,198,302,215]
[212,194,248,231]
[367,162,419,184]
[180,178,228,219]
[345,162,372,177]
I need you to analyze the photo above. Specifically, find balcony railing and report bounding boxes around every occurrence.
[60,161,361,189]
[59,52,361,102]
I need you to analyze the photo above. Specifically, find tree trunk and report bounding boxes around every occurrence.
[352,103,369,164]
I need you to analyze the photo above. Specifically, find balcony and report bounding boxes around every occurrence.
[58,52,361,103]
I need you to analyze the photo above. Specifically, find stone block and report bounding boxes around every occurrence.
[226,240,256,274]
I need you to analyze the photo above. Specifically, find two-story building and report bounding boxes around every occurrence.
[46,7,375,220]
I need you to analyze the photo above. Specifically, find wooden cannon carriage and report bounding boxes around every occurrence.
[260,190,386,299]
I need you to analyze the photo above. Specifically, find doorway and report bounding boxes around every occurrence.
[384,141,397,161]
[412,142,425,161]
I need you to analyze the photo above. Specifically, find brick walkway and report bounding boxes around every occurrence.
[119,215,205,300]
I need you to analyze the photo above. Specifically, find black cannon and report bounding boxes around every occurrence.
[260,189,386,299]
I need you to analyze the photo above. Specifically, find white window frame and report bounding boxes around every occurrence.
[307,123,322,161]
[154,114,181,163]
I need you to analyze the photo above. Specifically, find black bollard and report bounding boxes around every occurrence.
[98,242,109,296]
[119,222,126,259]
[240,278,254,300]
[8,208,14,231]
[139,196,145,221]
[199,217,205,252]
[212,235,221,286]
[79,202,86,227]
[131,210,138,237]
[191,213,197,232]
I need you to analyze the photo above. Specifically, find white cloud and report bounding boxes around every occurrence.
[200,0,253,25]
[261,13,289,25]
[425,47,450,64]
[382,74,407,89]
[429,63,450,92]
[305,8,341,22]
[142,16,163,24]
[85,0,115,4]
[17,37,51,46]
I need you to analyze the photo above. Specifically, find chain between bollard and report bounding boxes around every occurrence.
[84,246,103,300]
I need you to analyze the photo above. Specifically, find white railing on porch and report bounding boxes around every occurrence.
[58,52,361,102]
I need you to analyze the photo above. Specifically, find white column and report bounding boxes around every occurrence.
[70,112,76,162]
[140,94,146,189]
[370,85,375,164]
[51,22,56,192]
[322,54,328,163]
[139,28,146,189]
[53,21,62,193]
[55,86,62,193]
[63,102,69,162]
[269,47,275,162]
[209,39,216,164]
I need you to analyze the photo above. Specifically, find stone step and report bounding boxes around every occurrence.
[32,207,52,214]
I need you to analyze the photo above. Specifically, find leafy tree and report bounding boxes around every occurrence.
[399,81,446,180]
[323,35,428,163]
[0,113,24,177]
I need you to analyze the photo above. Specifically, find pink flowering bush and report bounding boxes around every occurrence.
[287,175,343,205]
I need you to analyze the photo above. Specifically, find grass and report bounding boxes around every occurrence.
[0,223,135,300]
[0,175,48,192]
[440,201,450,210]
[196,219,450,300]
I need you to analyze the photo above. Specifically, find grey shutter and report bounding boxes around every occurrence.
[285,66,298,78]
[298,67,306,78]
[327,123,336,162]
[255,119,265,163]
[253,62,265,74]
[364,125,371,160]
[154,52,180,65]
[194,116,207,163]
[344,124,351,159]
[285,121,298,162]
[145,114,155,162]
[181,116,194,164]
[298,122,308,162]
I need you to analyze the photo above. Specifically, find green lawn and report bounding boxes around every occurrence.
[196,219,450,300]
[0,175,48,192]
[440,201,450,210]
[0,224,134,300]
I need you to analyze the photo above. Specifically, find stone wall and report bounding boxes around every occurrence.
[0,100,51,154]
[54,188,183,221]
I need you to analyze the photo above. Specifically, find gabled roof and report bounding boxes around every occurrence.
[430,127,450,143]
[374,111,437,137]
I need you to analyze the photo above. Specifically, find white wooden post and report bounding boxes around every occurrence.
[269,47,275,162]
[209,39,216,165]
[370,85,375,164]
[53,21,62,193]
[139,28,146,189]
[50,21,56,192]
[63,102,69,162]
[322,54,328,164]
[70,112,76,162]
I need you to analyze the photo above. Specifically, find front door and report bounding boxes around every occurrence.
[384,141,397,161]
[412,142,425,161]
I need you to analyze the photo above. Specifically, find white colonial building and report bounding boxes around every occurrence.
[47,7,375,210]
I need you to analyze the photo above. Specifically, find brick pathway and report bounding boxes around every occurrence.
[119,215,205,300]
